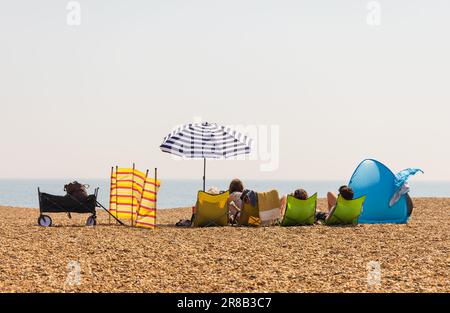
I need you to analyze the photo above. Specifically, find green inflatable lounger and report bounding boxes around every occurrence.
[324,194,366,226]
[281,193,317,226]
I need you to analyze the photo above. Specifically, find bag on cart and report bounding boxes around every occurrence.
[64,181,89,201]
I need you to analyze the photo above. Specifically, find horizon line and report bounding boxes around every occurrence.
[0,177,448,182]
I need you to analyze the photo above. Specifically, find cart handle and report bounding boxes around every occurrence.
[96,201,125,226]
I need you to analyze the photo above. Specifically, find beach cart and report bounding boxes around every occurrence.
[37,187,99,227]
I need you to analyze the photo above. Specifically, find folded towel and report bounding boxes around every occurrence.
[389,168,423,207]
[257,190,281,224]
[394,168,423,190]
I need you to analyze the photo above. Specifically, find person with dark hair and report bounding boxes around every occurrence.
[279,188,309,219]
[229,179,244,194]
[328,185,354,209]
[227,178,245,224]
[316,185,354,221]
[293,188,309,201]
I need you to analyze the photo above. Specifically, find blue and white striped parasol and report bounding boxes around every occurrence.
[160,122,252,190]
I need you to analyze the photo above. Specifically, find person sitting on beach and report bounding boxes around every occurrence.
[315,185,354,221]
[226,178,244,225]
[279,188,309,218]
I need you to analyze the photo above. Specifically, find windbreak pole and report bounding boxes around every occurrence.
[136,169,150,224]
[108,166,114,225]
[131,163,135,227]
[115,166,119,224]
[155,167,158,227]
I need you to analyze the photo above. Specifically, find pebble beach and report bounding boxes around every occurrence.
[0,198,448,293]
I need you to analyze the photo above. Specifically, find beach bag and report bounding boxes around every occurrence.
[64,181,89,202]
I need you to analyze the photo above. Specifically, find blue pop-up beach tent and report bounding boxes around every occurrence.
[348,159,422,224]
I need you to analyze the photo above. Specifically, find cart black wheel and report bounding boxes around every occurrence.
[38,215,52,227]
[86,215,96,226]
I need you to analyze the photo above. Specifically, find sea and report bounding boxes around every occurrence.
[0,179,449,209]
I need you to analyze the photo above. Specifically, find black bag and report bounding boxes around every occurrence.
[64,181,89,202]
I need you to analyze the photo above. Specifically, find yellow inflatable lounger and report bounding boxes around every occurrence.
[193,191,229,227]
[238,190,281,227]
[257,190,281,226]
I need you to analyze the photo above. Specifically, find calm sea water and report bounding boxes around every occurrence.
[0,179,448,209]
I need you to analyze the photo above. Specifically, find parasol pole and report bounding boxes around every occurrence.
[203,157,206,192]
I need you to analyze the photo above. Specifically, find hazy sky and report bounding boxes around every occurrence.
[1,0,449,181]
